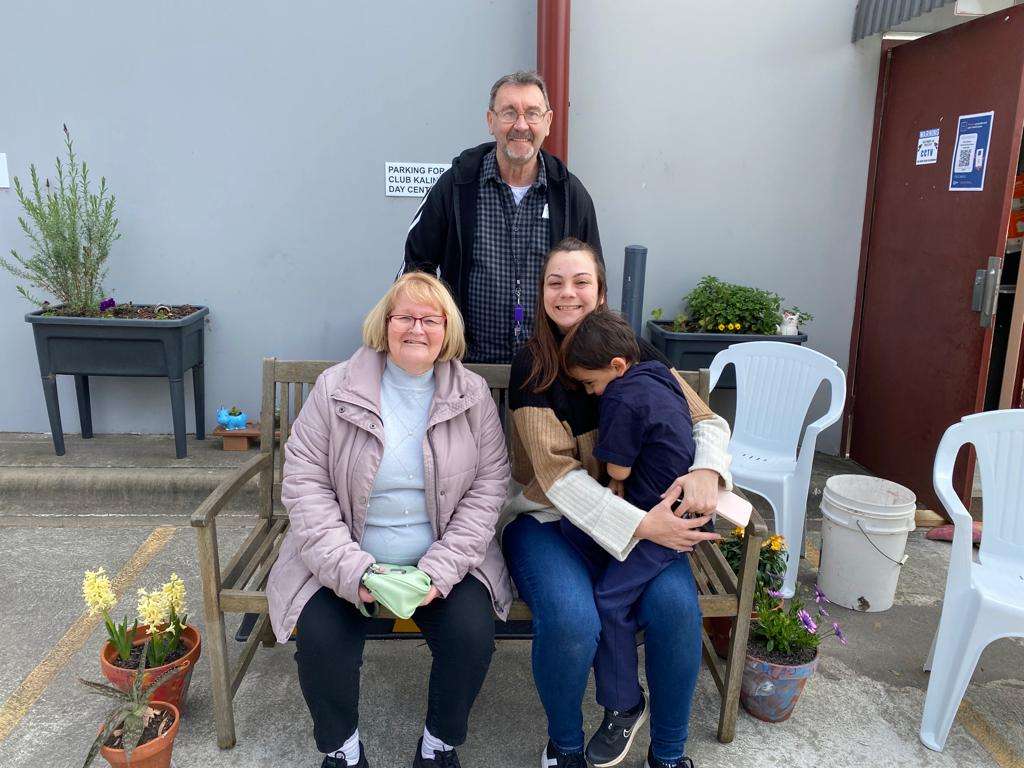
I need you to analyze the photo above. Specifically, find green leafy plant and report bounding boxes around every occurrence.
[79,639,185,767]
[684,276,784,334]
[717,528,788,591]
[0,125,120,315]
[228,406,243,417]
[750,584,846,657]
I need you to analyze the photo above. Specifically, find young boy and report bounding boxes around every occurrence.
[560,309,697,768]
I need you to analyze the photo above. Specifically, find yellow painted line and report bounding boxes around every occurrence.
[958,699,1024,768]
[804,537,821,568]
[0,525,177,743]
[392,618,421,633]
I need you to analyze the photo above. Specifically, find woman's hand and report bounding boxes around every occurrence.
[637,484,720,552]
[663,468,721,517]
[358,586,376,604]
[419,586,441,606]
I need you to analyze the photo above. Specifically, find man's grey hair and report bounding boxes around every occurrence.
[489,71,550,110]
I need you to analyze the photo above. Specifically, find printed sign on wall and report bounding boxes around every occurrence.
[385,162,451,197]
[916,129,939,165]
[949,111,994,192]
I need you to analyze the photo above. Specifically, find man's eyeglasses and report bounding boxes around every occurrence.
[491,108,550,125]
[388,314,446,331]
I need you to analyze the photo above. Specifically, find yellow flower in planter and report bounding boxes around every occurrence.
[137,588,171,632]
[161,573,187,616]
[763,534,786,552]
[717,323,725,331]
[731,526,746,538]
[83,568,117,615]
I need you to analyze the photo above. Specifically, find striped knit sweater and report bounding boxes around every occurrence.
[505,339,732,561]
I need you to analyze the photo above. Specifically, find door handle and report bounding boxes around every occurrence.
[973,256,1002,328]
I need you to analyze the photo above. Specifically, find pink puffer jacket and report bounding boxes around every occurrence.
[267,346,512,643]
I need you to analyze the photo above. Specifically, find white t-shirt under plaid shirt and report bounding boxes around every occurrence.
[466,150,551,363]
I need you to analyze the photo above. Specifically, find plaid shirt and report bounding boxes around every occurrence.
[465,150,551,363]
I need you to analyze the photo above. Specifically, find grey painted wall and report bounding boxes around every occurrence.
[0,0,535,436]
[0,1,989,454]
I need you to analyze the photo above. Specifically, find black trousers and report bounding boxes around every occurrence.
[294,576,496,753]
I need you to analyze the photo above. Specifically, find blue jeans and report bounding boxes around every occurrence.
[503,515,702,762]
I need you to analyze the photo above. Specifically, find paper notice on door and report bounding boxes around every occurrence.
[949,111,993,191]
[916,129,939,165]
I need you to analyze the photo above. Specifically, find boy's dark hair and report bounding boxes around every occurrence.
[562,309,641,371]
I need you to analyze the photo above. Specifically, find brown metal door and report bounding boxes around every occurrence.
[848,9,1024,510]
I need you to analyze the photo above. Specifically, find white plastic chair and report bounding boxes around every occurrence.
[709,341,846,597]
[920,410,1024,752]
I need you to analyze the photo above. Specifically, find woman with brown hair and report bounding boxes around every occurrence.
[502,238,732,768]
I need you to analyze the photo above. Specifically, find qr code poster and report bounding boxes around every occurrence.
[949,111,994,192]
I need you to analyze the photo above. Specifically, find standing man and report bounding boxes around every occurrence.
[404,71,602,363]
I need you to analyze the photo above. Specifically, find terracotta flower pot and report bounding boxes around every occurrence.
[739,650,818,723]
[100,625,201,711]
[98,701,179,768]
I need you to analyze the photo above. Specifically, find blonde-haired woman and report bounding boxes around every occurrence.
[267,272,512,768]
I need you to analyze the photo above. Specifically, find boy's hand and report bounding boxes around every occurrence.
[664,468,721,517]
[609,478,625,498]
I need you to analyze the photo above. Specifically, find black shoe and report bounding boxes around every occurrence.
[584,691,648,768]
[541,740,586,768]
[412,737,461,768]
[321,741,368,768]
[644,744,694,768]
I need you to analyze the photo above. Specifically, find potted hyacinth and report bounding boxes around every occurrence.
[1,126,208,458]
[740,584,847,723]
[83,569,202,711]
[80,637,187,768]
[647,276,811,388]
[704,529,788,658]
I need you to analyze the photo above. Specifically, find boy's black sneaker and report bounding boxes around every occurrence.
[584,691,648,767]
[541,740,587,768]
[644,743,694,768]
[322,742,368,768]
[412,737,461,768]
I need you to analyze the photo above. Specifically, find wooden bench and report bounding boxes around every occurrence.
[192,357,767,749]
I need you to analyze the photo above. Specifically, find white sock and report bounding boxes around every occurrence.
[421,726,454,759]
[327,728,361,766]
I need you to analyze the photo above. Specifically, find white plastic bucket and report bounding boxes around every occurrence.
[817,474,916,612]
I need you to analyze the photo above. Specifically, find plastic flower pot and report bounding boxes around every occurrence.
[100,625,201,711]
[216,408,248,430]
[740,650,818,723]
[98,701,179,768]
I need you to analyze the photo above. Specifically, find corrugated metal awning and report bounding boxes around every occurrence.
[852,0,956,41]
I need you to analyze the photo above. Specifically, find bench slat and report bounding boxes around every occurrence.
[221,519,270,589]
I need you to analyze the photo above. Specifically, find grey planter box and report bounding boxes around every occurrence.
[646,320,807,389]
[25,306,209,458]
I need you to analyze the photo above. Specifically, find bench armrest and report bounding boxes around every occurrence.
[747,507,769,539]
[191,452,273,528]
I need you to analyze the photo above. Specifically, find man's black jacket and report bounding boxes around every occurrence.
[403,142,602,312]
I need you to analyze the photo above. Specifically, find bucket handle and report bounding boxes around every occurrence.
[856,520,909,567]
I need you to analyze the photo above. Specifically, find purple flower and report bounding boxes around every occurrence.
[814,584,828,604]
[817,605,830,618]
[797,609,818,633]
[832,622,847,646]
[99,298,116,312]
[767,588,784,599]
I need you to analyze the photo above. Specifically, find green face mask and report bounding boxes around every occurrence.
[358,564,433,619]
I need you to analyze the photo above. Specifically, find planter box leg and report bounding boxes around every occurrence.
[169,377,187,459]
[41,374,65,455]
[194,363,206,440]
[74,374,93,439]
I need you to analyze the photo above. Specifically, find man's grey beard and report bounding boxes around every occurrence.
[503,143,536,163]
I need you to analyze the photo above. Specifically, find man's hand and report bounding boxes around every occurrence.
[419,586,441,606]
[663,468,721,518]
[637,483,720,551]
[358,586,376,604]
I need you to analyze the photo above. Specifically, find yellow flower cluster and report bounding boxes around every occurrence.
[763,534,786,552]
[731,526,746,538]
[82,568,117,615]
[136,574,187,634]
[716,323,743,332]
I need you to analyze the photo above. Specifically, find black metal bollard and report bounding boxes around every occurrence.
[621,244,648,336]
